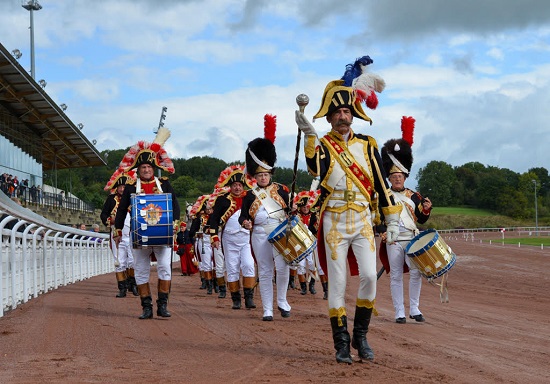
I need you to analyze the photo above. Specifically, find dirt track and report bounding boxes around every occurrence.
[1,234,549,383]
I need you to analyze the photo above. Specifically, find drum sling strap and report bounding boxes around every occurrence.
[252,186,286,222]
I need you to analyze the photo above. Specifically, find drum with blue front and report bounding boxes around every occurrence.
[268,216,316,266]
[405,229,456,280]
[130,193,173,248]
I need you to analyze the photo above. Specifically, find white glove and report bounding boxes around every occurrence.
[385,213,400,244]
[295,110,317,136]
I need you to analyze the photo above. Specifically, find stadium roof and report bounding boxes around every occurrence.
[0,42,106,170]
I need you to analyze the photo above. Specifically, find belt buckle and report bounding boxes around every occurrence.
[343,190,356,202]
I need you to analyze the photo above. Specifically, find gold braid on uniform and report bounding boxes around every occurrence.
[356,298,378,316]
[329,307,347,326]
[326,211,343,260]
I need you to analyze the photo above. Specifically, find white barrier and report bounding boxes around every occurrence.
[1,192,112,317]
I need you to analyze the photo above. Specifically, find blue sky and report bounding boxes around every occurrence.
[2,0,550,186]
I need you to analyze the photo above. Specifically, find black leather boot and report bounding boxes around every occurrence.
[213,278,219,294]
[288,275,296,290]
[206,279,213,295]
[156,292,171,317]
[322,282,328,300]
[116,280,127,298]
[200,277,207,289]
[330,316,353,364]
[218,284,226,299]
[300,282,307,295]
[127,277,139,296]
[309,278,316,294]
[243,288,256,309]
[351,306,374,361]
[231,291,241,310]
[139,296,153,319]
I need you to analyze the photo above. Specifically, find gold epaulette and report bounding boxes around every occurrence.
[367,135,378,149]
[160,176,169,181]
[126,178,136,185]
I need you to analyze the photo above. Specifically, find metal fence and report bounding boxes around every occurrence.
[1,192,111,317]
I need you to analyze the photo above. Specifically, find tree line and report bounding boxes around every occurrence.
[47,150,548,222]
[46,149,314,210]
[416,161,549,220]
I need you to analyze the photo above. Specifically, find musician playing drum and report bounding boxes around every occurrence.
[378,117,432,324]
[239,114,292,322]
[295,67,401,363]
[113,128,180,320]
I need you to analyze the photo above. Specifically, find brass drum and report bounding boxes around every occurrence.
[405,229,456,280]
[268,216,316,266]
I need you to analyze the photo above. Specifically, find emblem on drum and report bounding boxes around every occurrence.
[142,203,163,225]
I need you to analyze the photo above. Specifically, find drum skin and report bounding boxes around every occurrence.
[405,229,456,279]
[268,216,316,265]
[130,193,174,248]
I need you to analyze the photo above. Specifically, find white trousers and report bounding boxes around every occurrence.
[197,235,213,272]
[297,251,316,275]
[111,235,135,273]
[387,241,422,318]
[223,231,255,282]
[323,209,377,315]
[133,246,172,285]
[252,226,290,317]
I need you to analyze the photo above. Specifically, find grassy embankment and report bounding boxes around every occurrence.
[422,207,550,245]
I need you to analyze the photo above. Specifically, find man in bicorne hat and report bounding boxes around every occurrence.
[100,169,138,298]
[113,128,180,320]
[378,117,432,324]
[295,76,401,363]
[208,165,257,308]
[189,194,215,294]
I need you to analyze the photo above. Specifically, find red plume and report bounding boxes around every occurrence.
[401,116,415,147]
[264,114,277,144]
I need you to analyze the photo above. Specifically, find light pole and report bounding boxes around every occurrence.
[21,0,42,80]
[532,179,538,236]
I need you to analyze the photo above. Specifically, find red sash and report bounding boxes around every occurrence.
[321,135,374,198]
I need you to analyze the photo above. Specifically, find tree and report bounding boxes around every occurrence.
[416,161,456,206]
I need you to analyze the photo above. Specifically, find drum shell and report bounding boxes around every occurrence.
[267,216,316,265]
[405,229,456,279]
[130,193,174,248]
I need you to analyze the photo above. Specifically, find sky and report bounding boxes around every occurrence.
[1,0,550,186]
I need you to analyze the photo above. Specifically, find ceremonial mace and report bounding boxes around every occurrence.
[288,94,309,218]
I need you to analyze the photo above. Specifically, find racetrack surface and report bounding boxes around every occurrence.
[1,234,549,383]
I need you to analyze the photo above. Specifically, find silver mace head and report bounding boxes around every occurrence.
[296,94,309,113]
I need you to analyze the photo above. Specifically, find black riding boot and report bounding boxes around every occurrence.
[231,291,241,310]
[243,288,256,309]
[288,275,296,290]
[206,279,213,295]
[330,316,353,364]
[218,284,227,299]
[322,282,329,300]
[309,278,316,294]
[200,277,207,289]
[139,296,153,319]
[127,277,139,296]
[300,282,307,295]
[351,306,374,361]
[116,280,127,298]
[156,292,171,317]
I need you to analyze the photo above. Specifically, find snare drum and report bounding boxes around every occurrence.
[130,193,173,248]
[268,216,316,266]
[404,229,456,280]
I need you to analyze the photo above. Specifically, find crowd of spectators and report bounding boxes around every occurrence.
[1,173,43,205]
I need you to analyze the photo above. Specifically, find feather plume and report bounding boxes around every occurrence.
[153,127,171,146]
[264,114,277,144]
[401,116,415,147]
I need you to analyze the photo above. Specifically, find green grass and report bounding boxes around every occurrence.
[497,237,550,246]
[432,207,494,216]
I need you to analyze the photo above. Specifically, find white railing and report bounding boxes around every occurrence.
[1,192,112,317]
